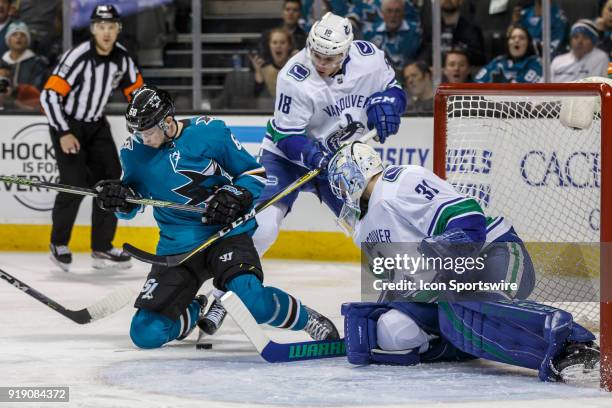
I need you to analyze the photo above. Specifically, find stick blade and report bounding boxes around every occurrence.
[85,287,134,322]
[221,292,347,363]
[260,338,347,363]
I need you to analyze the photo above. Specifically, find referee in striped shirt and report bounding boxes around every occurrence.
[40,4,143,271]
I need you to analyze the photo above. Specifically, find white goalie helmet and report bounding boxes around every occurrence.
[329,142,384,209]
[307,12,353,58]
[328,142,384,234]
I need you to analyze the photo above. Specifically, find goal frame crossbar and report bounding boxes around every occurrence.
[433,82,612,390]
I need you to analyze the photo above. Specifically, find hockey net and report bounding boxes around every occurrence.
[434,83,611,389]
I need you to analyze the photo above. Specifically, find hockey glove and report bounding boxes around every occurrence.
[366,91,401,143]
[94,179,138,214]
[303,142,330,179]
[202,185,253,225]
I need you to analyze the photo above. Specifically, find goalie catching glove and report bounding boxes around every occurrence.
[202,185,253,225]
[94,179,138,213]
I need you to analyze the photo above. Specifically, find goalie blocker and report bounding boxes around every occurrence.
[342,300,599,382]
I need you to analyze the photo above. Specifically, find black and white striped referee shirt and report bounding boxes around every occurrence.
[40,39,144,136]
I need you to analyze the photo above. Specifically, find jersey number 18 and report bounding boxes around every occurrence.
[278,93,292,114]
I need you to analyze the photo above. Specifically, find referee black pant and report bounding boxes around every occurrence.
[49,118,122,252]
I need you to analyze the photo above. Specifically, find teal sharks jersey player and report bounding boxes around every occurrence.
[117,113,265,255]
[94,86,340,349]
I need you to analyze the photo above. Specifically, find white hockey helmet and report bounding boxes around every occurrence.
[307,12,353,59]
[328,142,384,211]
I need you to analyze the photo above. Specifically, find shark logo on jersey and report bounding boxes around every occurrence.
[170,151,181,170]
[171,161,219,205]
[122,136,134,151]
[196,115,213,125]
[288,63,310,81]
[324,120,365,152]
[173,169,215,205]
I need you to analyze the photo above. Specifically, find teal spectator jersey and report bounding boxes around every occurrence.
[117,116,267,255]
[475,55,542,83]
[348,0,419,29]
[363,20,422,69]
[520,4,567,56]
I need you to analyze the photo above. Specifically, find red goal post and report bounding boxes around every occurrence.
[433,82,612,390]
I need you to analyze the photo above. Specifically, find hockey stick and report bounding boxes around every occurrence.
[123,129,378,267]
[0,268,133,324]
[220,291,346,362]
[0,175,207,214]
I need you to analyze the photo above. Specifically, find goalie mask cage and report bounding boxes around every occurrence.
[434,83,611,390]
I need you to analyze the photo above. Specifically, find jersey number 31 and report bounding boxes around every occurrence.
[415,180,439,200]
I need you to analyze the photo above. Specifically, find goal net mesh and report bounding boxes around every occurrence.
[444,94,600,328]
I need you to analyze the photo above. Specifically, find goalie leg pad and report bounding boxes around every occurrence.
[342,302,466,365]
[376,309,430,352]
[342,302,399,365]
[437,300,595,381]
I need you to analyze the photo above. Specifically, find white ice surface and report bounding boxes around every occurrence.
[0,252,611,408]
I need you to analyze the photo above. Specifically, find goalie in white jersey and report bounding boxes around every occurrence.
[329,141,536,302]
[253,12,406,255]
[329,142,600,383]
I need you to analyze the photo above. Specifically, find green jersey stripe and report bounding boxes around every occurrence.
[432,199,484,236]
[267,120,307,142]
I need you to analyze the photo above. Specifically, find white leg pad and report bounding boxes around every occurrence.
[376,309,429,352]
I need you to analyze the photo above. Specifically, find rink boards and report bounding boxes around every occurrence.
[0,115,433,260]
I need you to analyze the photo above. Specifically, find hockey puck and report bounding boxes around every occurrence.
[196,342,213,350]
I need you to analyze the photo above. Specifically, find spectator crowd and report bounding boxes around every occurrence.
[243,0,612,113]
[3,0,612,114]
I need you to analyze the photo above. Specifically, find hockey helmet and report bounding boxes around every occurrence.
[307,12,353,59]
[125,85,175,134]
[328,142,384,208]
[90,4,121,23]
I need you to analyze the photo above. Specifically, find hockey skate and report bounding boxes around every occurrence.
[303,305,340,341]
[197,298,227,335]
[50,244,72,272]
[550,342,600,383]
[92,247,132,269]
[177,294,208,341]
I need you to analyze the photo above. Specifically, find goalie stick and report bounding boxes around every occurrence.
[0,268,133,324]
[123,129,378,267]
[220,291,346,362]
[0,175,207,214]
